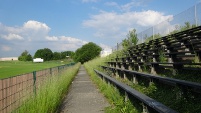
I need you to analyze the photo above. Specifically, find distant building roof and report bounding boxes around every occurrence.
[0,57,18,61]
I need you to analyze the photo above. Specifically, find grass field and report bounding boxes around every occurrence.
[0,60,73,79]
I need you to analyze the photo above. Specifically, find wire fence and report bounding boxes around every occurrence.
[112,2,201,51]
[0,63,75,113]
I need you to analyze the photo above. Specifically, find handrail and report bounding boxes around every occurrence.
[101,66,201,92]
[94,69,178,113]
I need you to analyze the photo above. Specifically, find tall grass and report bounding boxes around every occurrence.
[84,57,138,113]
[13,63,81,113]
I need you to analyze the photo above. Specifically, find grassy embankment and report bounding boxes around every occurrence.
[13,63,81,113]
[0,60,72,79]
[84,56,139,113]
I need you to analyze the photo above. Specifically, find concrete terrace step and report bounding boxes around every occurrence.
[59,65,109,113]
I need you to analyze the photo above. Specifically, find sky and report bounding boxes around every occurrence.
[0,0,201,57]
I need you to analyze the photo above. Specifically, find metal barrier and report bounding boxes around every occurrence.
[0,63,75,113]
[94,69,177,113]
[112,2,201,51]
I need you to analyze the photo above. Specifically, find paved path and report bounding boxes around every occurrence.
[60,65,109,113]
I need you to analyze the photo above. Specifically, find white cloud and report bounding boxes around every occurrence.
[2,33,23,40]
[0,20,89,57]
[23,20,50,31]
[121,1,144,12]
[0,20,50,41]
[46,36,58,41]
[43,36,88,51]
[99,43,112,51]
[83,10,172,40]
[60,36,88,44]
[105,0,146,12]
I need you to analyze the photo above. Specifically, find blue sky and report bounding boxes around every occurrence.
[0,0,200,57]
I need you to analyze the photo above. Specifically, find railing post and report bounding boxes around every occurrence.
[142,103,149,113]
[115,70,119,78]
[123,72,127,80]
[149,79,153,86]
[33,71,36,95]
[133,74,138,84]
[138,65,142,72]
[125,91,128,102]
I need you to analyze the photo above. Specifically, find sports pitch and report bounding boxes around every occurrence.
[0,61,70,79]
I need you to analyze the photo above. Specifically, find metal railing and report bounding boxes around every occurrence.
[112,2,201,51]
[0,63,75,113]
[94,69,177,113]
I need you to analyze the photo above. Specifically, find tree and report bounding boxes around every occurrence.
[61,51,75,59]
[122,39,129,49]
[53,52,61,60]
[122,29,138,49]
[34,48,53,61]
[128,29,138,46]
[26,54,33,61]
[74,42,101,63]
[18,50,33,61]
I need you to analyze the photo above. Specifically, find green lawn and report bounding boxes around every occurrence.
[0,60,72,79]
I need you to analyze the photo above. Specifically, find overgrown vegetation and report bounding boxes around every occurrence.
[84,57,139,113]
[122,29,138,50]
[101,23,201,112]
[115,75,201,113]
[143,22,196,43]
[14,63,81,113]
[158,47,167,63]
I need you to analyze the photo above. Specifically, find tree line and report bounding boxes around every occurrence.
[18,42,101,64]
[18,49,74,61]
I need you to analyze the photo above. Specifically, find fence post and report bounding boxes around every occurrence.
[33,71,36,95]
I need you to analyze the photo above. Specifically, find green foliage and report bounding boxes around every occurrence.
[51,51,75,60]
[61,51,75,59]
[34,48,53,61]
[158,48,166,63]
[170,22,196,34]
[74,42,101,64]
[145,33,161,43]
[18,50,33,61]
[122,39,130,49]
[84,57,139,113]
[128,29,138,46]
[53,52,61,60]
[193,55,200,63]
[122,29,138,49]
[14,63,81,113]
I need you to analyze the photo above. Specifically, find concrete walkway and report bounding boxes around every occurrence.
[60,65,109,113]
